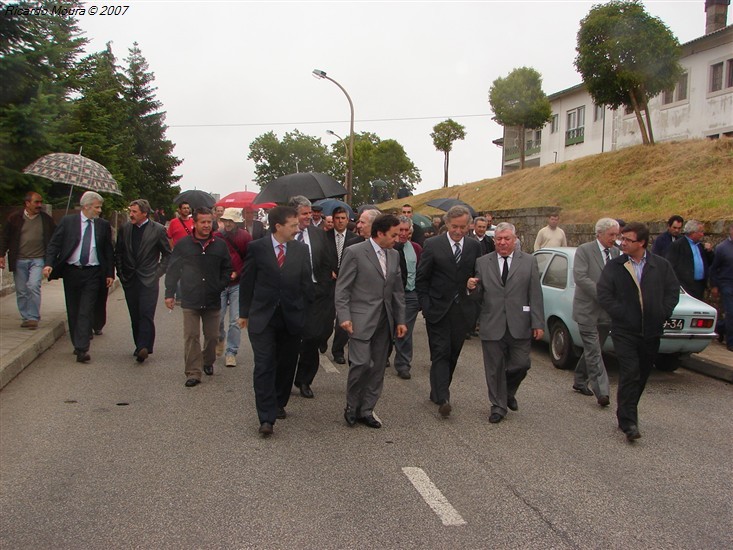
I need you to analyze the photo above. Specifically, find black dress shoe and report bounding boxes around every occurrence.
[259,422,274,436]
[184,378,200,387]
[507,396,518,411]
[93,329,103,336]
[397,370,411,380]
[344,407,357,427]
[438,401,452,418]
[203,364,213,376]
[358,414,381,428]
[276,407,287,419]
[136,348,149,363]
[319,342,327,354]
[489,413,504,424]
[299,383,314,398]
[597,395,610,407]
[75,351,91,363]
[333,355,346,364]
[573,384,594,396]
[624,424,641,441]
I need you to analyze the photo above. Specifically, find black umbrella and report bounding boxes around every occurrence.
[313,198,355,220]
[254,172,347,203]
[426,198,477,218]
[174,189,216,211]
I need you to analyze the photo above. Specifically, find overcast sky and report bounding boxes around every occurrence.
[79,1,711,198]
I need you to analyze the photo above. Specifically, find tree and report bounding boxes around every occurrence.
[575,0,682,145]
[430,119,466,188]
[489,67,552,169]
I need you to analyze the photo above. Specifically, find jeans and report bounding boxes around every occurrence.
[14,258,45,321]
[219,284,241,356]
[394,290,420,373]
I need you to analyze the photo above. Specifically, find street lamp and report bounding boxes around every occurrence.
[326,129,349,185]
[312,68,354,203]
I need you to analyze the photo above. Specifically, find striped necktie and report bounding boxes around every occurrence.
[454,242,461,264]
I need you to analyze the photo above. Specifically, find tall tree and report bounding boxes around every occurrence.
[489,67,552,169]
[575,0,682,145]
[430,119,466,188]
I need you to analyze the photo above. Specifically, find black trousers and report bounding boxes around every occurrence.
[62,266,101,353]
[426,302,472,404]
[612,331,660,431]
[93,282,109,332]
[295,281,335,387]
[123,277,160,353]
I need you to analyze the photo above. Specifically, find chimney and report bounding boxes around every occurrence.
[705,0,730,34]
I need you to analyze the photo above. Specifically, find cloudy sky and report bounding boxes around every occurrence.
[79,1,710,197]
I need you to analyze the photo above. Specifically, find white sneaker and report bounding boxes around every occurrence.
[216,339,225,357]
[225,354,237,367]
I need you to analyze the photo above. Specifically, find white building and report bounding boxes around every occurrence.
[496,2,732,174]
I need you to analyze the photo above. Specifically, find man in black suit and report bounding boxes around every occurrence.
[43,191,115,363]
[115,199,171,363]
[666,219,714,301]
[243,207,267,240]
[416,205,482,417]
[288,196,337,399]
[238,206,314,436]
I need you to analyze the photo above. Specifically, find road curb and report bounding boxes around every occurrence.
[681,356,733,383]
[0,319,66,390]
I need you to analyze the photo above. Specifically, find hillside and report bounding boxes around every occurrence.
[381,139,733,223]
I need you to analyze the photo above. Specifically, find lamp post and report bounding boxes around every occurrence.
[326,129,348,185]
[312,69,354,203]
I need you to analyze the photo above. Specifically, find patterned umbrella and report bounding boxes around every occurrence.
[23,152,121,196]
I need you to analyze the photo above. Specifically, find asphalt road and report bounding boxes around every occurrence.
[1,288,732,549]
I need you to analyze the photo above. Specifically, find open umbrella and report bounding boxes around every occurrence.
[254,172,347,204]
[174,189,216,211]
[23,151,122,213]
[216,191,276,210]
[313,198,355,220]
[426,198,477,218]
[411,213,432,230]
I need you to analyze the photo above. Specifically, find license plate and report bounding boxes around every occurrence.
[664,318,684,330]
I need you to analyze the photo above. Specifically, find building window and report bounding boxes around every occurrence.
[662,72,688,104]
[727,59,733,88]
[565,106,585,145]
[550,114,558,134]
[593,103,604,122]
[711,62,723,92]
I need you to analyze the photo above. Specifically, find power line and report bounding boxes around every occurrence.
[170,113,491,129]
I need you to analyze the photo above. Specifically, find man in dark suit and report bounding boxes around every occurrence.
[598,222,679,442]
[43,191,115,363]
[115,199,171,363]
[468,222,544,423]
[651,215,683,257]
[666,219,714,301]
[571,218,620,406]
[416,205,482,417]
[288,196,337,399]
[336,214,407,428]
[470,216,495,256]
[238,206,313,436]
[243,207,267,240]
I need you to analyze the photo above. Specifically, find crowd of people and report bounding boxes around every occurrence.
[2,192,731,441]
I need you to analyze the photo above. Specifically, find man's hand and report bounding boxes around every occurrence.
[105,277,114,288]
[165,297,175,310]
[396,324,408,338]
[340,320,353,335]
[42,266,52,279]
[0,257,5,270]
[467,277,480,291]
[711,286,719,299]
[230,271,237,281]
[237,317,248,329]
[532,328,544,341]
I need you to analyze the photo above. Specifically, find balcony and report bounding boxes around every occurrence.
[504,140,542,161]
[565,126,585,146]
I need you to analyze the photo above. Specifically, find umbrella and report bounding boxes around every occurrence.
[174,189,216,211]
[313,198,355,220]
[371,179,387,187]
[426,198,477,218]
[411,213,432,230]
[216,191,276,210]
[254,172,347,204]
[23,152,122,213]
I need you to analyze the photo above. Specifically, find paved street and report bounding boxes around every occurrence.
[1,287,732,549]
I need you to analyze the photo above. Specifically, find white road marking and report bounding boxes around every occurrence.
[402,467,467,526]
[319,354,339,373]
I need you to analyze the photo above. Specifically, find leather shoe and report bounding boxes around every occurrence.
[93,329,103,336]
[203,364,213,376]
[597,395,610,407]
[573,384,594,396]
[136,348,149,363]
[75,351,90,363]
[344,407,357,427]
[184,378,200,387]
[397,370,411,380]
[358,414,381,429]
[259,422,274,436]
[319,342,327,354]
[438,401,452,418]
[507,396,518,411]
[276,407,287,419]
[489,413,504,424]
[299,383,314,398]
[333,355,346,365]
[624,424,641,441]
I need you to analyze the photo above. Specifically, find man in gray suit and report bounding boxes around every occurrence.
[467,222,544,424]
[335,214,407,429]
[572,218,620,405]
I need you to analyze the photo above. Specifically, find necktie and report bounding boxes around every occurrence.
[603,248,611,264]
[277,244,285,268]
[297,231,304,242]
[454,242,461,264]
[377,249,387,278]
[501,256,509,286]
[336,233,344,267]
[79,219,92,266]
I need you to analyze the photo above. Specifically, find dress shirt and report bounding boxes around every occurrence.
[68,213,99,266]
[629,253,647,284]
[271,234,288,257]
[447,234,465,255]
[498,252,514,279]
[686,236,704,281]
[596,240,611,264]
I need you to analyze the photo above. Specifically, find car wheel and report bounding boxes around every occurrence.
[550,321,579,370]
[655,353,681,372]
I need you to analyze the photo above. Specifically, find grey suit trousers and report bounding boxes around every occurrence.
[481,332,531,416]
[346,307,391,416]
[573,322,611,398]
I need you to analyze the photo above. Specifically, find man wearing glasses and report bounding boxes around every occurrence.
[597,222,679,443]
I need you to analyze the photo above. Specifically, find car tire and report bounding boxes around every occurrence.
[655,353,681,372]
[550,321,580,370]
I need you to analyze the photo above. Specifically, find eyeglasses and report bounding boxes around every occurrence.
[619,237,640,243]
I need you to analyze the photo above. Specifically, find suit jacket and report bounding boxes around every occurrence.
[324,228,356,275]
[471,233,495,256]
[335,240,405,341]
[666,236,713,294]
[471,250,545,340]
[651,231,677,258]
[246,219,267,240]
[572,240,619,326]
[411,223,425,246]
[416,234,481,325]
[302,225,336,285]
[239,237,314,335]
[115,220,171,287]
[44,213,114,281]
